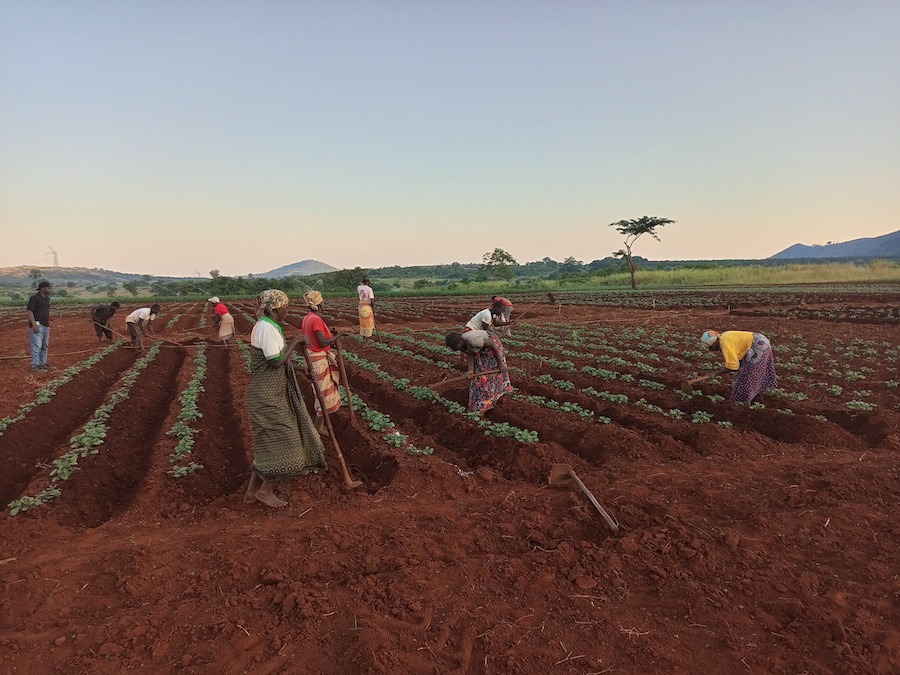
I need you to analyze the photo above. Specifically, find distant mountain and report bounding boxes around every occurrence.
[259,260,338,278]
[771,229,900,259]
[0,265,183,286]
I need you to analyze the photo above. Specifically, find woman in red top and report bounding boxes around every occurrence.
[301,290,343,433]
[208,296,234,343]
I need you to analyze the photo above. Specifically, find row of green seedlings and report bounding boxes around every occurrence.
[0,340,123,435]
[8,342,164,515]
[166,338,207,477]
[233,306,260,371]
[341,342,539,443]
[340,386,434,456]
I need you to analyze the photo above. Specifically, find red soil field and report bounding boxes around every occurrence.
[1,289,899,675]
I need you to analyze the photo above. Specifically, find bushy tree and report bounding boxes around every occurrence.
[122,281,141,296]
[482,248,517,281]
[610,216,674,289]
[560,256,583,273]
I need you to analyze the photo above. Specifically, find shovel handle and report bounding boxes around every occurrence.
[569,472,619,534]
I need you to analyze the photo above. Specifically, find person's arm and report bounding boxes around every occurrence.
[213,313,221,326]
[267,335,308,369]
[26,309,39,333]
[491,315,511,327]
[313,329,341,349]
[144,319,157,338]
[486,341,508,374]
[466,352,475,378]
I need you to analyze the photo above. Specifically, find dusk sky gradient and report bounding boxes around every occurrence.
[2,1,898,277]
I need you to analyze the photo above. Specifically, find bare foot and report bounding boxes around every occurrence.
[254,491,287,508]
[243,471,263,503]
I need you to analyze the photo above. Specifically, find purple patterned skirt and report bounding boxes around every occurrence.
[469,333,512,412]
[730,333,777,403]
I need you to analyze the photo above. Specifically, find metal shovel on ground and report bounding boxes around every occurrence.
[549,464,619,534]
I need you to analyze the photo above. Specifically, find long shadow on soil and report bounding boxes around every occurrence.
[0,348,138,507]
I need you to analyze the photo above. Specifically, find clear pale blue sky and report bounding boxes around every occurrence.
[1,1,898,276]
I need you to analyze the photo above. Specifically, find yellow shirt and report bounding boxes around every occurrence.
[719,331,754,370]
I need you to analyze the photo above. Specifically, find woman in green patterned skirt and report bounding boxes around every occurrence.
[244,289,327,508]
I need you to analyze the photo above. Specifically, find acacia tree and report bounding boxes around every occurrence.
[481,248,517,281]
[610,216,674,289]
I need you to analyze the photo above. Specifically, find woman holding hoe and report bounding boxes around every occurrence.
[697,329,777,403]
[245,289,326,508]
[301,290,344,435]
[444,330,511,417]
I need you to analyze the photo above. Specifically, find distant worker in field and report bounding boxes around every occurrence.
[698,330,777,403]
[444,330,512,418]
[244,289,326,508]
[465,300,511,333]
[125,304,161,352]
[491,295,513,336]
[356,277,375,341]
[208,296,235,344]
[26,280,53,372]
[90,301,120,344]
[301,290,343,435]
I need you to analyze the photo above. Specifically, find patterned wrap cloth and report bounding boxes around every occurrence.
[256,289,289,318]
[358,302,375,336]
[303,290,323,308]
[469,332,512,413]
[309,351,342,416]
[246,343,326,479]
[730,333,777,403]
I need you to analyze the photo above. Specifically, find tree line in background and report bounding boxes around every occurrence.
[7,215,900,302]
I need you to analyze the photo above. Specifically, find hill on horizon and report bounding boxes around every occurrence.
[771,229,900,259]
[258,260,338,277]
[0,266,187,286]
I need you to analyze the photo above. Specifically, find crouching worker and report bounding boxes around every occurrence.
[444,330,511,418]
[700,330,777,403]
[125,304,161,352]
[90,301,120,344]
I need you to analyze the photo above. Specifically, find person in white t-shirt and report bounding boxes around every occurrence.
[464,300,511,332]
[124,304,160,352]
[356,276,376,341]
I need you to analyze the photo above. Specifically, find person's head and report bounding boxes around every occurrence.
[445,332,464,351]
[208,296,220,305]
[149,303,161,318]
[109,301,120,312]
[491,299,505,314]
[491,295,500,302]
[700,330,720,351]
[362,277,370,286]
[256,289,290,319]
[303,290,324,311]
[37,280,52,296]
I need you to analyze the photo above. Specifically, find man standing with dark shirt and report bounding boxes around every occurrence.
[90,301,120,344]
[26,280,52,372]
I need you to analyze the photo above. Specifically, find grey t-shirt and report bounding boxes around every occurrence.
[461,330,490,353]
